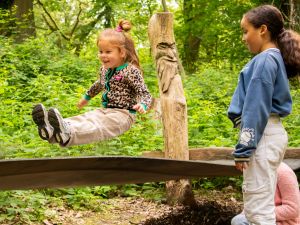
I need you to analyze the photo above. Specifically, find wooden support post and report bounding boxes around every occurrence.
[148,12,196,206]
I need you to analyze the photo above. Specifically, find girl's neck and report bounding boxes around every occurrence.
[260,42,277,52]
[109,62,128,70]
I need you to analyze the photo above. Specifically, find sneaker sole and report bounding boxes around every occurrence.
[48,108,69,144]
[32,104,51,140]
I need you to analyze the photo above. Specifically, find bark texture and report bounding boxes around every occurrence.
[148,12,196,206]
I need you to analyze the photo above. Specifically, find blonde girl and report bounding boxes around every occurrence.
[32,20,152,147]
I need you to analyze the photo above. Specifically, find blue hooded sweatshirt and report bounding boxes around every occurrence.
[228,48,292,161]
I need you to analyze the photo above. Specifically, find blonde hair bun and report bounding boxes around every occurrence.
[118,19,132,32]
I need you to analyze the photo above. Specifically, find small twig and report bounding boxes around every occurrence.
[161,0,168,12]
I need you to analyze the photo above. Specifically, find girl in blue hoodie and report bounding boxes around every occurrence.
[228,5,300,225]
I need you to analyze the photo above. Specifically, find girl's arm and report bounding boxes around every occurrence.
[233,55,277,162]
[77,68,105,109]
[129,66,152,112]
[85,79,103,99]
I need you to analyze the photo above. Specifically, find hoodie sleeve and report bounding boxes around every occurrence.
[233,55,276,161]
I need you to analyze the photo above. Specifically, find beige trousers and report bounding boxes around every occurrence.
[243,116,288,225]
[57,108,136,147]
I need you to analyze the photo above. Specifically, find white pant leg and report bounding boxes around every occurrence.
[64,108,135,147]
[243,116,288,225]
[231,214,249,225]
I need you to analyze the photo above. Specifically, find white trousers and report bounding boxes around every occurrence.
[243,116,288,225]
[61,108,136,147]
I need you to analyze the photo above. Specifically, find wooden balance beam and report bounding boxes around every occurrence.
[143,148,300,171]
[0,156,241,190]
[0,149,298,190]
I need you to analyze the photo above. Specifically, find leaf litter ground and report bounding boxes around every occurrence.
[41,187,242,225]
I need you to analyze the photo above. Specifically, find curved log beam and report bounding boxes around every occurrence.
[142,148,300,160]
[0,156,241,190]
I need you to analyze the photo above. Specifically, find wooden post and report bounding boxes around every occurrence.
[148,12,196,206]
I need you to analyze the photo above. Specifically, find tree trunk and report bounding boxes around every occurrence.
[0,0,36,41]
[13,0,36,42]
[182,0,201,73]
[148,12,196,206]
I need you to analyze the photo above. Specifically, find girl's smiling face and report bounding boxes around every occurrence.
[98,39,126,69]
[240,16,265,54]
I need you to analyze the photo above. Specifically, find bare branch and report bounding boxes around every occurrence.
[70,1,83,38]
[74,7,108,40]
[36,0,70,41]
[41,13,56,31]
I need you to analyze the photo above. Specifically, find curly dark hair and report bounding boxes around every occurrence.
[245,5,300,78]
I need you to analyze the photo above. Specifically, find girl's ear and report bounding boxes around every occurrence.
[120,47,126,59]
[260,24,268,35]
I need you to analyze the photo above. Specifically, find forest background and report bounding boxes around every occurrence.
[0,0,300,223]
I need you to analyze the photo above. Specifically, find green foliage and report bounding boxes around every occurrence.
[1,0,300,223]
[0,190,58,224]
[0,6,34,39]
[283,87,300,146]
[175,0,255,71]
[32,0,161,53]
[192,176,243,191]
[185,66,238,147]
[0,8,15,36]
[115,0,159,46]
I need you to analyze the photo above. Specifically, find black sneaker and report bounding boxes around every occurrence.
[48,108,71,145]
[32,103,54,140]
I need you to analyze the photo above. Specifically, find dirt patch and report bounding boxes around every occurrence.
[142,188,242,225]
[50,188,242,225]
[142,199,241,225]
[81,198,175,225]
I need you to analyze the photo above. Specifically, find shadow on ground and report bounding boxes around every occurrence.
[142,200,241,225]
